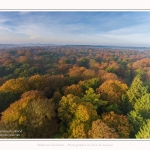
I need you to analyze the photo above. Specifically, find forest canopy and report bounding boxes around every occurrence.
[0,45,150,138]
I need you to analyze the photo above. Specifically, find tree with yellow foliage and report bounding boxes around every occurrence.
[0,90,58,138]
[68,119,87,138]
[28,74,47,91]
[68,102,98,138]
[58,94,81,125]
[0,78,30,94]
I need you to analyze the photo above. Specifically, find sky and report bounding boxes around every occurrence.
[0,11,150,47]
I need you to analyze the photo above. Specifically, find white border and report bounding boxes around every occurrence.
[0,0,150,10]
[0,0,150,150]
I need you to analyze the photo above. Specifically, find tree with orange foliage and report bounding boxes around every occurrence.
[100,72,118,83]
[68,66,86,79]
[96,79,128,105]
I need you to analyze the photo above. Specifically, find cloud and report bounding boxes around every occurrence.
[0,12,150,46]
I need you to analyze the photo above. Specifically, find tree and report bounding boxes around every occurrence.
[132,58,150,78]
[88,119,119,138]
[128,110,144,137]
[0,78,30,112]
[79,78,100,91]
[0,90,58,138]
[127,75,148,109]
[68,102,98,138]
[100,72,118,83]
[18,56,30,64]
[68,66,86,80]
[0,78,30,94]
[68,119,87,138]
[97,80,128,105]
[52,91,62,104]
[82,69,95,80]
[135,119,150,138]
[46,75,65,91]
[0,92,21,113]
[78,57,89,68]
[81,88,108,110]
[106,103,121,114]
[102,111,133,138]
[58,94,81,125]
[127,93,150,137]
[63,84,83,97]
[134,94,150,119]
[58,57,71,65]
[28,74,47,91]
[75,102,98,123]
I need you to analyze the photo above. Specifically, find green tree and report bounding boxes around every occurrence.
[78,57,89,68]
[127,110,144,137]
[106,104,121,114]
[0,92,20,113]
[79,78,100,91]
[127,94,150,137]
[127,75,148,109]
[136,119,150,138]
[81,88,108,110]
[134,94,150,119]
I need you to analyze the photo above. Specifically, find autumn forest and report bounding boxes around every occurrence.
[0,45,150,138]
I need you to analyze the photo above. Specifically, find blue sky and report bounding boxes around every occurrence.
[0,11,150,46]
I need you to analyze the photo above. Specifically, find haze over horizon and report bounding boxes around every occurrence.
[0,11,150,47]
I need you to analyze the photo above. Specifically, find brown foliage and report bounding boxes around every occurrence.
[46,75,65,90]
[101,111,133,138]
[64,84,83,97]
[88,119,119,138]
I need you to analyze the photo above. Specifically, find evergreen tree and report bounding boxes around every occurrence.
[127,75,148,110]
[136,119,150,138]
